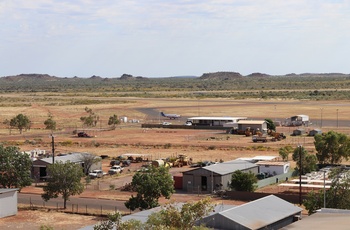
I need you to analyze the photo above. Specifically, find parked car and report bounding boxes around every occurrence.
[122,160,131,167]
[89,169,106,178]
[77,131,92,138]
[108,165,124,175]
[110,160,120,166]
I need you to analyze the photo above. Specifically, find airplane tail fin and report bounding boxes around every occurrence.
[160,112,165,117]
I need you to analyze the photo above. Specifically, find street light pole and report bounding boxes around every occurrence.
[323,170,326,208]
[299,145,302,205]
[337,109,339,128]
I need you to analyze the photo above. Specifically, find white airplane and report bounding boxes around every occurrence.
[161,112,181,119]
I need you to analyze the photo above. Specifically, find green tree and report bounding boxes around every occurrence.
[94,212,123,230]
[125,166,175,211]
[79,153,101,174]
[279,145,294,161]
[108,114,120,129]
[42,161,85,209]
[95,199,214,230]
[303,190,325,215]
[314,131,350,165]
[0,145,32,190]
[119,219,144,230]
[44,113,56,132]
[304,168,350,214]
[230,170,258,192]
[146,197,214,229]
[80,107,99,127]
[94,212,145,230]
[292,146,318,174]
[10,113,31,134]
[265,118,276,132]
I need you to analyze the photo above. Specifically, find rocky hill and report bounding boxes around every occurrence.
[1,72,349,93]
[199,72,243,80]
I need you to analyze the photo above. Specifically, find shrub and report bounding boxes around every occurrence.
[61,140,73,146]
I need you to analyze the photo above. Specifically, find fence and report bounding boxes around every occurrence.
[225,191,306,204]
[20,196,131,216]
[257,171,295,188]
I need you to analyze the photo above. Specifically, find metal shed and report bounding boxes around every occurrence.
[32,152,101,180]
[182,159,258,193]
[309,129,322,136]
[237,120,267,132]
[292,129,306,136]
[0,189,18,218]
[199,195,302,230]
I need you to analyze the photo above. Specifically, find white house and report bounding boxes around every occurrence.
[0,189,18,218]
[256,161,290,175]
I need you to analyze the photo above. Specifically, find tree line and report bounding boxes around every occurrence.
[2,107,121,134]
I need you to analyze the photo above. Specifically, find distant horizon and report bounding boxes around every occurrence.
[2,71,350,79]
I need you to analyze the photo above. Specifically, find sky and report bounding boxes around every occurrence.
[1,0,350,78]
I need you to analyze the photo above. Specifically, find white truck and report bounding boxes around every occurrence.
[108,165,124,175]
[89,169,106,178]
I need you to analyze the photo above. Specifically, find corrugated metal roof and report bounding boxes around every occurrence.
[121,203,236,224]
[238,156,279,162]
[256,161,289,166]
[237,120,266,125]
[40,152,98,164]
[122,206,164,223]
[218,195,302,229]
[296,114,309,119]
[284,208,350,229]
[187,116,247,121]
[0,188,18,194]
[119,196,301,230]
[185,159,258,176]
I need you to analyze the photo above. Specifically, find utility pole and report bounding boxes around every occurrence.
[299,145,302,205]
[51,134,55,164]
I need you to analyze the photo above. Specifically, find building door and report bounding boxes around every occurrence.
[201,176,207,191]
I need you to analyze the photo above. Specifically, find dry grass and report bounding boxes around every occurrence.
[1,94,350,229]
[1,96,349,163]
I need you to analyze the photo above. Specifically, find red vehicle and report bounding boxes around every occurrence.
[77,132,92,138]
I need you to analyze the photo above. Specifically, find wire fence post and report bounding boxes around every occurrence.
[30,197,33,209]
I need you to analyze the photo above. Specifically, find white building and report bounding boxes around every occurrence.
[256,161,290,175]
[0,189,18,218]
[284,114,310,127]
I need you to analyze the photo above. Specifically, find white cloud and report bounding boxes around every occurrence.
[1,0,350,77]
